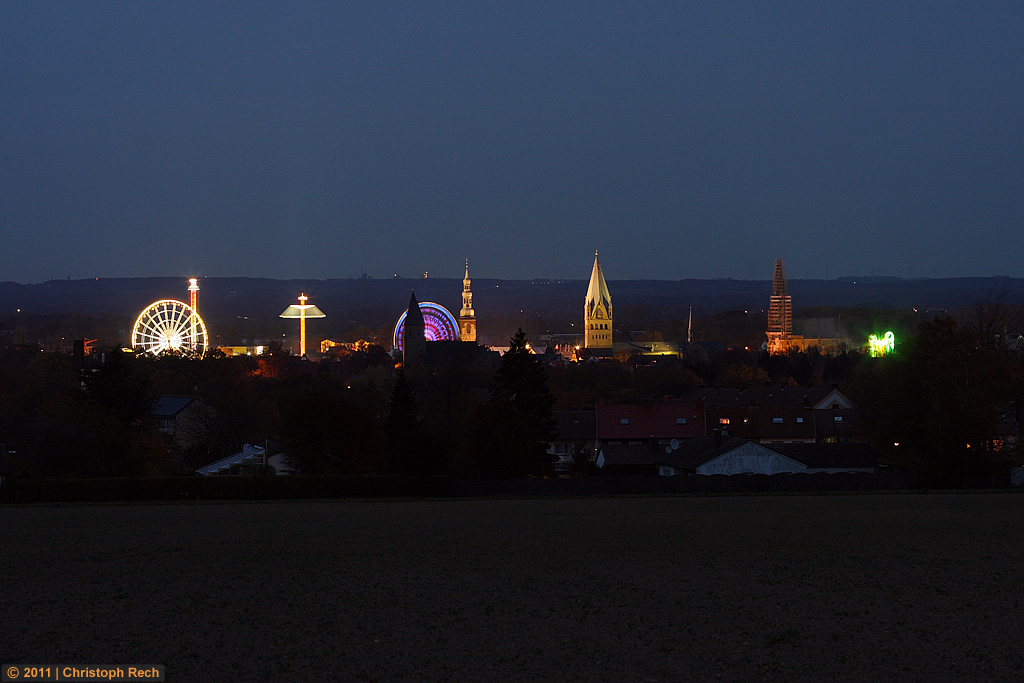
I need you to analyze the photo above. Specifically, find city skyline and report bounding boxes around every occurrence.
[3,2,1022,284]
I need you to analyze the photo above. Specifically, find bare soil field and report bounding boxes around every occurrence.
[3,493,1024,681]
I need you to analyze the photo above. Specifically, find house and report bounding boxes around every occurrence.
[152,395,207,437]
[152,395,214,461]
[195,442,292,475]
[767,442,877,474]
[549,410,597,473]
[595,401,706,447]
[598,436,807,476]
[598,435,877,477]
[683,385,862,444]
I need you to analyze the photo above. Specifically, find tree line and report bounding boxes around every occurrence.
[2,315,1022,486]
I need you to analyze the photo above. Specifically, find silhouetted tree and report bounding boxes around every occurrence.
[472,329,555,477]
[965,295,1024,350]
[860,316,1015,486]
[383,370,443,475]
[276,375,383,474]
[717,364,770,388]
[83,347,156,429]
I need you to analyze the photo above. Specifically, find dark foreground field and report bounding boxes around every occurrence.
[3,494,1024,681]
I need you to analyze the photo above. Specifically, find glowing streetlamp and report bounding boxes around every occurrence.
[279,293,326,357]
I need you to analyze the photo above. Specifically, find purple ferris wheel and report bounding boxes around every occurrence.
[392,301,461,351]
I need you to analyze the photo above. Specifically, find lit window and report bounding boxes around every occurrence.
[619,418,629,425]
[675,418,686,425]
[796,417,804,423]
[834,416,843,422]
[719,418,730,425]
[772,417,783,424]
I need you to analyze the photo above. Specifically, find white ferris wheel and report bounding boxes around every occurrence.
[131,299,209,355]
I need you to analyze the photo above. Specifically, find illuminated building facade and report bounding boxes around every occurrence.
[459,259,477,342]
[584,251,613,349]
[766,258,852,354]
[766,258,792,354]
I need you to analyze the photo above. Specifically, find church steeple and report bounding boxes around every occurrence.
[459,258,477,342]
[403,290,426,366]
[766,258,792,354]
[584,251,613,349]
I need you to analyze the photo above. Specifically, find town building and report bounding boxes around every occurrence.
[459,259,477,342]
[684,384,861,444]
[548,410,598,473]
[766,258,793,354]
[195,442,293,475]
[596,401,706,447]
[402,290,427,367]
[766,258,852,354]
[597,435,876,477]
[584,251,613,350]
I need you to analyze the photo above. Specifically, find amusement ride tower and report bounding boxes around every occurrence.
[279,293,326,357]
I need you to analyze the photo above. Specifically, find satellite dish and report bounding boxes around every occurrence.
[670,439,679,451]
[665,446,673,454]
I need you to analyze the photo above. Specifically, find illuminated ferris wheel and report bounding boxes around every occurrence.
[132,282,209,356]
[132,300,208,355]
[392,301,460,351]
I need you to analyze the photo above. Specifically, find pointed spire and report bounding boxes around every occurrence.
[460,258,475,318]
[772,258,788,296]
[585,251,612,318]
[459,259,477,341]
[767,258,793,348]
[584,251,613,348]
[406,290,425,329]
[402,290,426,365]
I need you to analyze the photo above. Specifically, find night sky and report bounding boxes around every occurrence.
[2,2,1022,284]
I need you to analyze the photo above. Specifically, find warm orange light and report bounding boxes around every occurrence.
[279,293,326,357]
[188,279,200,348]
[299,293,307,355]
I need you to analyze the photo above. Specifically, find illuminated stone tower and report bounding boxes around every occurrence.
[403,290,426,367]
[458,259,476,342]
[766,258,793,354]
[584,251,613,349]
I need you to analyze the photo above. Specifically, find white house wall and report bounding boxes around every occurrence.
[814,388,856,410]
[696,442,807,476]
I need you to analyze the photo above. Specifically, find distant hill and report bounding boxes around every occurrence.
[2,276,1022,347]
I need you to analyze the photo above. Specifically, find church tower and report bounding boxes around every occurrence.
[766,258,793,354]
[584,251,613,349]
[403,290,426,367]
[458,259,476,342]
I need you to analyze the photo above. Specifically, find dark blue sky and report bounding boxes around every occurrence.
[2,2,1022,283]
